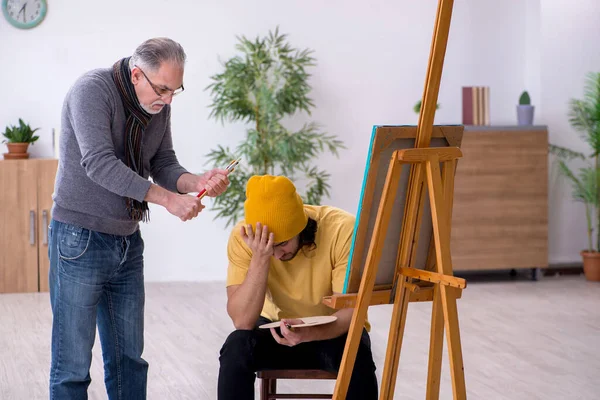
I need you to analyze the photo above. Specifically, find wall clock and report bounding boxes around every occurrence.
[2,0,47,29]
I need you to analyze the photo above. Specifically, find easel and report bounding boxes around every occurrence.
[322,0,468,398]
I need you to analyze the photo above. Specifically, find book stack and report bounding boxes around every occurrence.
[462,86,490,125]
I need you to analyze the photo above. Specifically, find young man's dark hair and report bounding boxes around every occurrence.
[299,218,318,252]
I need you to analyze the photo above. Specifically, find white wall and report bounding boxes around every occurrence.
[1,0,593,281]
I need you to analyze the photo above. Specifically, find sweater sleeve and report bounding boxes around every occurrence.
[67,76,152,202]
[149,107,190,193]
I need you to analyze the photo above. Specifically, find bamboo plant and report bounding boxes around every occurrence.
[204,27,345,227]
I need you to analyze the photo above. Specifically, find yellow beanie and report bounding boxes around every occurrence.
[244,175,308,243]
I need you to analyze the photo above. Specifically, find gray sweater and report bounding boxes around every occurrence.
[52,67,189,236]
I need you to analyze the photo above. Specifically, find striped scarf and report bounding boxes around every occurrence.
[112,57,152,222]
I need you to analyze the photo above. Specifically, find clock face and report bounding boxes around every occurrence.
[2,0,47,29]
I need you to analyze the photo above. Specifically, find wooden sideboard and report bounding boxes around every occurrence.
[0,129,548,290]
[0,158,57,293]
[450,126,548,273]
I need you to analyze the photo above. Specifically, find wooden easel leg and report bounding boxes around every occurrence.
[425,158,466,399]
[401,156,428,271]
[439,285,466,399]
[333,155,403,400]
[426,158,457,399]
[426,285,444,400]
[379,276,412,400]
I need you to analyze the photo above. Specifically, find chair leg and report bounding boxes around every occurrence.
[269,378,277,398]
[260,377,277,400]
[260,378,269,400]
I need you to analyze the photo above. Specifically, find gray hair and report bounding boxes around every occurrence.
[129,37,186,72]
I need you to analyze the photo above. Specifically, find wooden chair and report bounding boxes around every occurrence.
[257,369,337,400]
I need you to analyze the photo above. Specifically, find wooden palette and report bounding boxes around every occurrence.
[258,315,337,329]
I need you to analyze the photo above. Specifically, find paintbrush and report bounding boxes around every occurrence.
[197,158,241,199]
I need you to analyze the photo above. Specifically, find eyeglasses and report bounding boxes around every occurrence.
[135,65,184,98]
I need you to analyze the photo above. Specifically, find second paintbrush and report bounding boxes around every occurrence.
[196,158,241,199]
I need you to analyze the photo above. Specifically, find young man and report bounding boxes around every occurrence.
[48,37,230,399]
[218,175,378,399]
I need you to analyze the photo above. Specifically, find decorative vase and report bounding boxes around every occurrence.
[517,105,535,125]
[3,143,30,159]
[581,250,600,281]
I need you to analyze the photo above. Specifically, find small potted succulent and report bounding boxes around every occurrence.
[517,91,535,125]
[2,119,40,159]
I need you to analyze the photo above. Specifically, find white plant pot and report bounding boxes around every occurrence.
[517,105,535,125]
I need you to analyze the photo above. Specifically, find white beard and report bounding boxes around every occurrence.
[141,100,166,115]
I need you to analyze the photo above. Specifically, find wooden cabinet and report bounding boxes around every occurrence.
[0,159,57,293]
[450,126,548,272]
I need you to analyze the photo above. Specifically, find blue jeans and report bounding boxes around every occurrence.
[48,219,148,400]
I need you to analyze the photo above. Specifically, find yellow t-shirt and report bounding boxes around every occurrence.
[226,205,365,327]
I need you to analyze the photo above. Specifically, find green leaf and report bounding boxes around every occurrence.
[558,162,596,205]
[2,119,40,144]
[413,99,440,114]
[567,72,600,155]
[548,144,586,161]
[519,91,531,105]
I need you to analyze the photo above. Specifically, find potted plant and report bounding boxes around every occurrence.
[517,91,535,125]
[2,118,40,159]
[204,27,345,227]
[549,71,600,281]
